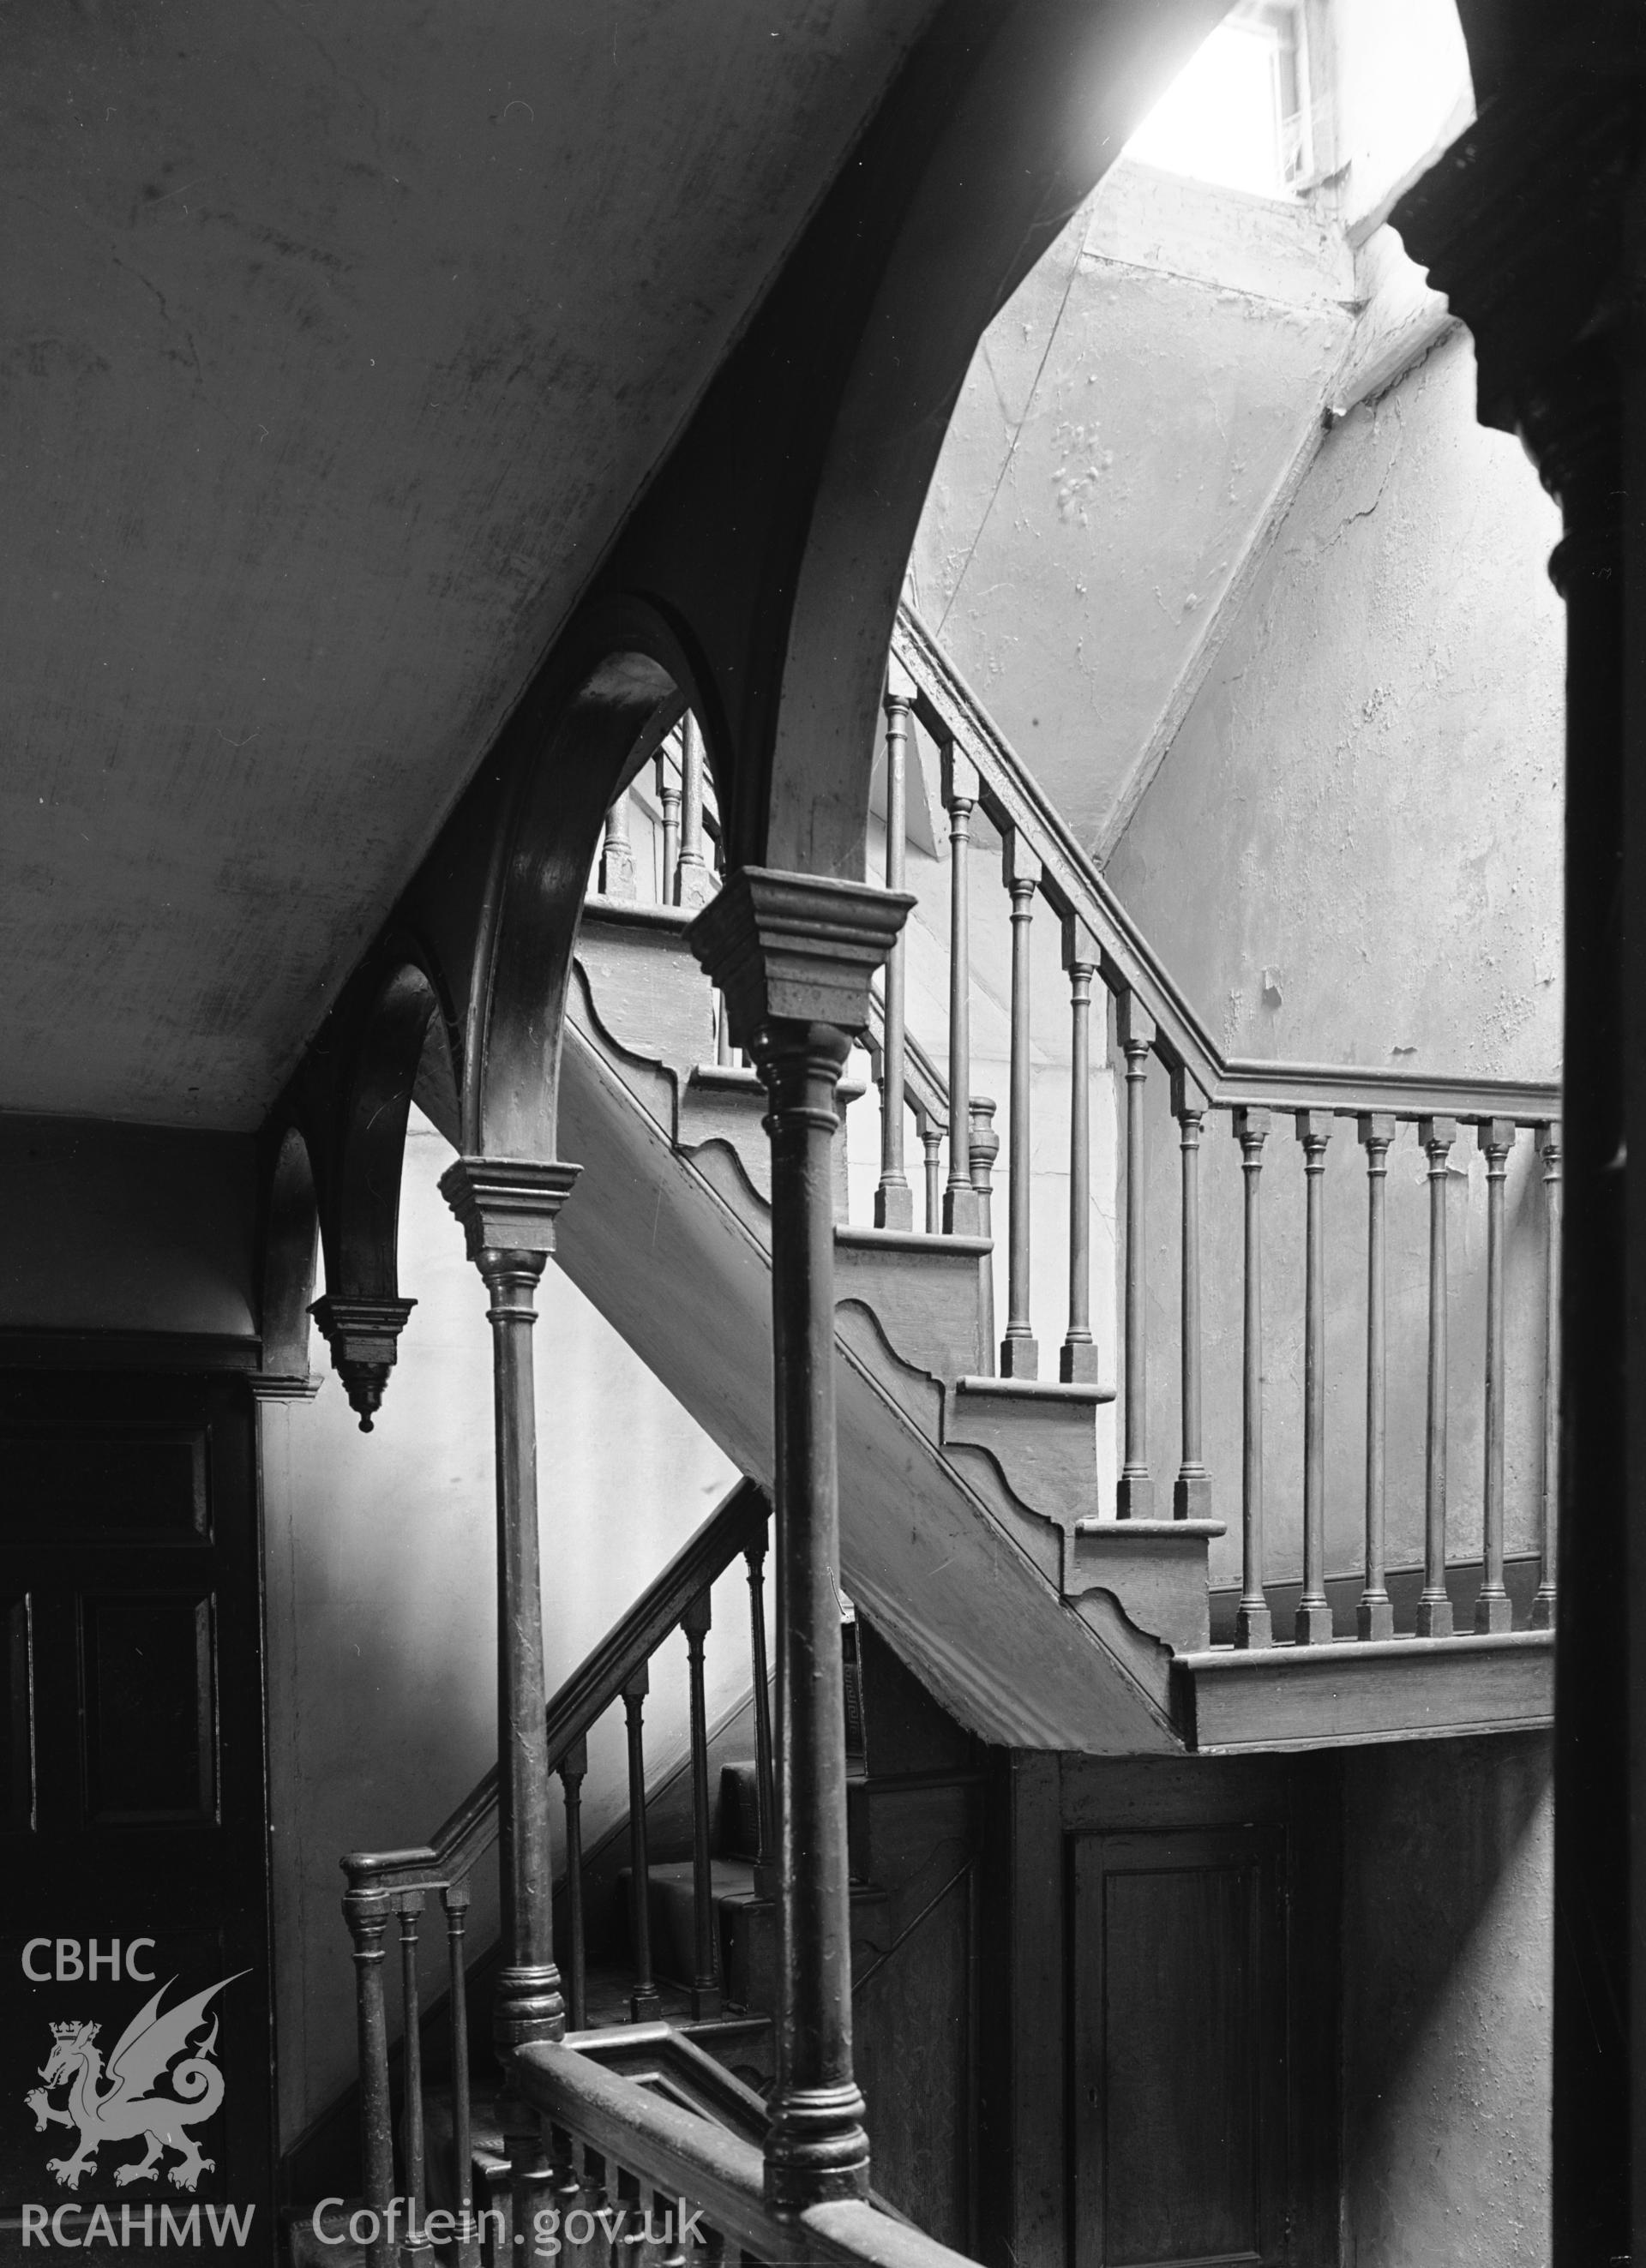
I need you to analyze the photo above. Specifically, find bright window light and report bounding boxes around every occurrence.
[1125,3,1307,200]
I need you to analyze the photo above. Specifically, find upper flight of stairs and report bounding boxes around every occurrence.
[545,898,1553,1755]
[553,897,1198,1756]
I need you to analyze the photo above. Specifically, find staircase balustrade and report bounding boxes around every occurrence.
[888,607,1564,1647]
[339,1479,772,2264]
[514,2034,977,2268]
[585,645,1563,1649]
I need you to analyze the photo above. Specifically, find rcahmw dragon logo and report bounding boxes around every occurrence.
[24,1971,246,2193]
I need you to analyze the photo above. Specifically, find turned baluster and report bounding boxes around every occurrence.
[1356,1115,1397,1640]
[1000,829,1042,1376]
[675,713,714,909]
[876,693,915,1229]
[1532,1124,1561,1629]
[745,1521,777,1898]
[622,1662,662,2019]
[1416,1117,1458,1637]
[600,794,638,901]
[442,1882,482,2268]
[1475,1119,1518,1633]
[1115,992,1156,1518]
[656,748,682,905]
[1172,1071,1211,1516]
[682,1587,723,2016]
[919,1113,944,1235]
[560,1737,588,2031]
[941,747,983,1234]
[1294,1113,1333,1643]
[344,1886,396,2268]
[1234,1110,1272,1647]
[395,1894,433,2261]
[970,1098,1000,1374]
[1060,921,1100,1384]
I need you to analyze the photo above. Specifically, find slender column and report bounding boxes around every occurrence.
[919,1116,944,1235]
[600,794,638,900]
[344,1886,396,2268]
[688,868,911,2211]
[1115,992,1157,1519]
[560,1738,588,2031]
[1234,1110,1272,1649]
[675,713,715,909]
[1293,1113,1333,1643]
[439,1158,578,2245]
[1061,921,1100,1385]
[1415,1117,1457,1638]
[875,693,915,1229]
[623,1660,663,2022]
[656,750,682,906]
[1531,1124,1561,1630]
[1000,831,1042,1377]
[442,1882,482,2268]
[744,1521,777,1901]
[1475,1119,1518,1633]
[940,748,983,1235]
[970,1099,1000,1375]
[398,1895,433,2263]
[1172,1071,1211,1517]
[1356,1115,1397,1641]
[682,1587,723,2017]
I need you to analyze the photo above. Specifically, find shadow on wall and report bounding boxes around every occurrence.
[1341,1732,1553,2267]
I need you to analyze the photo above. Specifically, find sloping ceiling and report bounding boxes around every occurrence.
[2,0,935,1129]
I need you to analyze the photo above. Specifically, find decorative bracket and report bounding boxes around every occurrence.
[309,1295,418,1432]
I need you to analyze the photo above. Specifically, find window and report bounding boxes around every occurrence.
[1125,2,1312,201]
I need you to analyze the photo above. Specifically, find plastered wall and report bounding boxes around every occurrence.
[1340,1734,1553,2266]
[261,1110,740,2149]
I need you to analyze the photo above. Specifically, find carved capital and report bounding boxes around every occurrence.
[1115,989,1156,1059]
[1233,1106,1271,1156]
[685,868,913,1058]
[1477,1117,1519,1162]
[1391,83,1638,436]
[940,744,980,812]
[246,1371,324,1404]
[1294,1108,1334,1155]
[309,1295,417,1432]
[1418,1114,1459,1159]
[438,1157,582,1263]
[1061,913,1101,975]
[1002,827,1043,897]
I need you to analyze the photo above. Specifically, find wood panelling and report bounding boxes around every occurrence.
[1072,1828,1283,2268]
[977,1753,1340,2268]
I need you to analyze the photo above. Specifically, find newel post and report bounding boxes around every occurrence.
[439,1155,581,2234]
[688,867,914,2213]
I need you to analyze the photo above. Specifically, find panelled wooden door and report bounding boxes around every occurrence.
[0,1372,273,2265]
[1071,1827,1288,2268]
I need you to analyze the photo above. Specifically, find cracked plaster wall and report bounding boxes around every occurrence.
[907,159,1355,853]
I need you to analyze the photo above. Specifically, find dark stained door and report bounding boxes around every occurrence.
[1071,1827,1287,2268]
[0,1372,273,2265]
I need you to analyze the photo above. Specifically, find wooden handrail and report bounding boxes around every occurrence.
[892,602,1559,1125]
[342,1475,769,1895]
[518,2038,980,2268]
